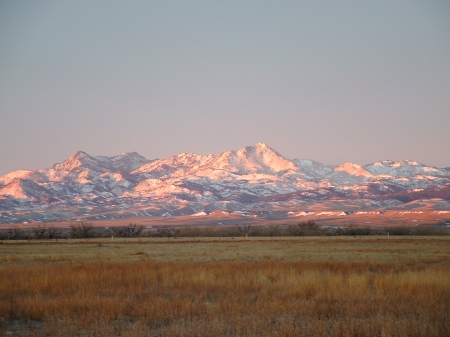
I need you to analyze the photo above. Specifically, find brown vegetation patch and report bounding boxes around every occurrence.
[1,237,449,336]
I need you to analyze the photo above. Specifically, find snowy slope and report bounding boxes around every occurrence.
[364,160,447,177]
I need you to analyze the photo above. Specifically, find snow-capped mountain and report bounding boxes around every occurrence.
[1,143,449,211]
[364,160,448,177]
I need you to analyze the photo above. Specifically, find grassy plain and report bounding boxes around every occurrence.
[1,237,449,336]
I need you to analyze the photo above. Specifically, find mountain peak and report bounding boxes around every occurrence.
[369,159,421,167]
[210,143,294,174]
[71,150,89,159]
[52,151,94,171]
[364,159,446,177]
[238,143,280,156]
[246,142,278,153]
[106,152,148,162]
[393,160,420,167]
[334,162,372,177]
[254,142,271,149]
[52,151,150,173]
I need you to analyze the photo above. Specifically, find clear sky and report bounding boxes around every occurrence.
[1,1,450,175]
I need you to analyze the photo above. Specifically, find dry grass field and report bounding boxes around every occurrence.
[1,237,449,336]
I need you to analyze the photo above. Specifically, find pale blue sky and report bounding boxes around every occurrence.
[1,1,450,174]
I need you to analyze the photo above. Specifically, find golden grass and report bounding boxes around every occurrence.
[2,236,450,264]
[1,237,450,336]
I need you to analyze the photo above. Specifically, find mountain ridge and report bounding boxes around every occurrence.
[1,143,449,212]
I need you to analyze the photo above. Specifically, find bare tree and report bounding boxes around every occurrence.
[289,221,321,236]
[32,224,47,240]
[125,224,144,238]
[157,226,180,241]
[70,222,94,239]
[236,225,252,239]
[48,227,62,241]
[114,224,144,240]
[266,224,280,240]
[8,228,29,240]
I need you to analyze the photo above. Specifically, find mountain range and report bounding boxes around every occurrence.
[1,143,450,212]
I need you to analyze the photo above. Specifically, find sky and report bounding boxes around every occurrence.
[1,1,450,175]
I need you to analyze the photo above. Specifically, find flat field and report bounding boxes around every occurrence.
[1,237,449,336]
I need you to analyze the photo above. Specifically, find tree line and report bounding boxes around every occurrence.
[0,221,449,240]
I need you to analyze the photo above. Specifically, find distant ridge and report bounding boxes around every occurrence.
[1,143,450,210]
